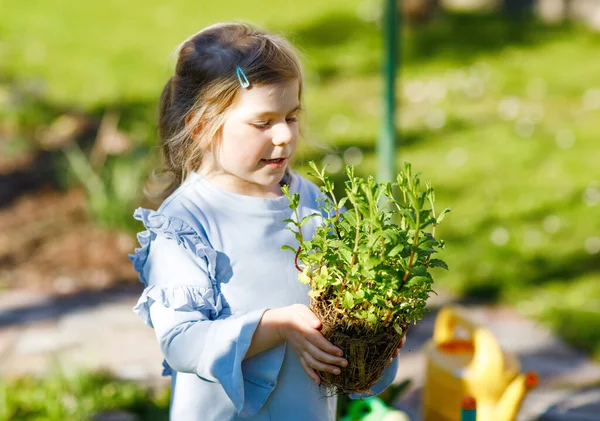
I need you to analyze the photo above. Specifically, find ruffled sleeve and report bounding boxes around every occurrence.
[129,207,285,418]
[133,284,222,328]
[128,207,222,324]
[129,207,217,288]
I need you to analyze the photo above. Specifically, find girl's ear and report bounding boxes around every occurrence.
[185,112,203,138]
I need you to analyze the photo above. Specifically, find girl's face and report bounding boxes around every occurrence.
[199,81,300,198]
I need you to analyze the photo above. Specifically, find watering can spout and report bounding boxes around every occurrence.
[494,372,538,421]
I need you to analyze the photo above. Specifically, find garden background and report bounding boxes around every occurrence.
[1,0,598,419]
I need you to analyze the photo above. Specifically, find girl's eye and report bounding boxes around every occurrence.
[252,115,298,129]
[253,121,271,129]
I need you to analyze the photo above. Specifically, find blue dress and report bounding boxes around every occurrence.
[130,171,399,420]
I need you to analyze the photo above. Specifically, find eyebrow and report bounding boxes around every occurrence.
[253,105,302,118]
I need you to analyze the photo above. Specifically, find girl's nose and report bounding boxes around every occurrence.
[271,121,295,146]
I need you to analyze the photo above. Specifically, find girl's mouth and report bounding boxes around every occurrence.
[261,158,287,167]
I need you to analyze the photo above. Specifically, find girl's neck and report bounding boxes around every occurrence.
[195,169,287,199]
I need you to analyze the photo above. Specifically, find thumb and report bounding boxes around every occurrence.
[311,317,322,329]
[301,307,322,329]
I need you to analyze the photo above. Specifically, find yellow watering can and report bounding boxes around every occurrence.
[422,306,537,421]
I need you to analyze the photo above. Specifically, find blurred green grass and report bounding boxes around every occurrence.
[0,0,354,106]
[0,369,169,421]
[1,0,599,361]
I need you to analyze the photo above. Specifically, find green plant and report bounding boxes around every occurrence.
[283,161,450,335]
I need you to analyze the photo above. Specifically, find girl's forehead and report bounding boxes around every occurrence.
[231,81,300,114]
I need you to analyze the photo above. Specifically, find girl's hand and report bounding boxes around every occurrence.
[276,304,348,385]
[389,334,407,362]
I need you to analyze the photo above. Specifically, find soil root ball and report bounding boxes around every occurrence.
[311,298,407,395]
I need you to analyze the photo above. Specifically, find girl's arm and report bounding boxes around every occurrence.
[132,209,344,416]
[246,305,348,385]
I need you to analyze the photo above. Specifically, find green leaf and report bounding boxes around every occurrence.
[418,191,427,209]
[367,232,382,249]
[361,266,376,279]
[367,312,378,324]
[405,276,431,287]
[409,266,428,276]
[428,259,449,270]
[281,245,297,253]
[343,291,355,309]
[420,217,436,230]
[406,191,417,209]
[398,208,416,225]
[308,161,322,179]
[299,213,320,226]
[389,244,405,257]
[291,195,300,208]
[299,271,312,284]
[308,290,321,299]
[338,248,353,264]
[437,208,451,223]
[381,229,399,244]
[343,210,356,226]
[368,256,382,267]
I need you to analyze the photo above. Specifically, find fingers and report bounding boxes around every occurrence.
[304,341,347,368]
[303,352,343,376]
[292,307,344,356]
[286,304,351,383]
[306,330,344,357]
[392,334,408,358]
[296,329,347,382]
[298,346,346,384]
[299,356,321,384]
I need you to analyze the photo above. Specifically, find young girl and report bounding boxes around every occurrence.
[130,22,403,420]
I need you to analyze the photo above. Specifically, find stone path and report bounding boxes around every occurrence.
[0,285,167,389]
[0,286,598,420]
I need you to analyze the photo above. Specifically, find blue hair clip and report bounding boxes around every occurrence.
[236,66,250,89]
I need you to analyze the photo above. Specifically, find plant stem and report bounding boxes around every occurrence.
[382,308,393,326]
[386,185,422,327]
[336,273,349,309]
[293,207,304,272]
[425,193,436,267]
[294,248,302,272]
[352,205,361,265]
[327,181,343,240]
[400,206,421,290]
[337,191,362,308]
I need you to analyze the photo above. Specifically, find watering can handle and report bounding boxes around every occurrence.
[434,306,509,380]
[433,306,478,345]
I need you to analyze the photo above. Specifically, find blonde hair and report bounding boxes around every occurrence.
[152,22,304,198]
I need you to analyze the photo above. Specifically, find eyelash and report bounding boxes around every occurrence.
[253,116,298,129]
